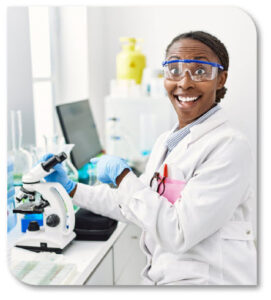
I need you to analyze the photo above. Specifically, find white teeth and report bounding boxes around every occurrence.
[177,96,199,102]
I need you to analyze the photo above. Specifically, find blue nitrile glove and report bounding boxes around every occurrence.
[90,155,132,186]
[39,153,76,194]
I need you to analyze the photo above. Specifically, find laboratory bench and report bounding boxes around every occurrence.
[8,220,146,285]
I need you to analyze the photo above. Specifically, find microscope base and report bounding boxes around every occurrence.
[14,231,76,254]
[15,245,64,254]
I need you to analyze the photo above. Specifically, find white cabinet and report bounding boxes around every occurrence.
[84,224,146,286]
[113,224,146,285]
[84,249,113,285]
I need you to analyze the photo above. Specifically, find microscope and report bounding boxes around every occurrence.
[13,152,76,253]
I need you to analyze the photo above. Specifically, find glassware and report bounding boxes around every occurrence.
[60,144,78,182]
[106,117,129,159]
[139,113,157,156]
[58,143,79,212]
[88,162,97,186]
[43,134,59,153]
[9,110,33,186]
[106,117,141,162]
[78,164,90,184]
[7,157,17,232]
[42,136,78,182]
[27,145,46,166]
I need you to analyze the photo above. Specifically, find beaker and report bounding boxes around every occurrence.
[58,143,78,182]
[9,110,33,186]
[106,117,141,163]
[139,113,157,156]
[106,117,129,159]
[7,157,17,232]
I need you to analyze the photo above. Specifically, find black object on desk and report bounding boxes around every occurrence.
[74,208,118,241]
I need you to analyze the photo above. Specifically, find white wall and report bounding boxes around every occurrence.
[51,7,90,141]
[7,7,35,150]
[55,7,89,105]
[87,7,107,147]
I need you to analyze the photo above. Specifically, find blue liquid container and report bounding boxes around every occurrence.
[78,164,90,184]
[78,157,99,185]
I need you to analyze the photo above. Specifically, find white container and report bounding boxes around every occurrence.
[105,96,176,162]
[139,113,157,155]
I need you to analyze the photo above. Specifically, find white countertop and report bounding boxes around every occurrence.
[64,222,127,284]
[8,220,127,285]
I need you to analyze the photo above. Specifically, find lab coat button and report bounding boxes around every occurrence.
[246,230,251,235]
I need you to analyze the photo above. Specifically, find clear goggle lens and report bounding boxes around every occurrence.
[163,60,222,82]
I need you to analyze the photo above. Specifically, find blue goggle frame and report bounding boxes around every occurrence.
[162,59,224,70]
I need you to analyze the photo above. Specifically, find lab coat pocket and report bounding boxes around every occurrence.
[220,221,254,241]
[219,221,256,284]
[158,177,186,204]
[167,165,186,181]
[158,165,186,204]
[161,260,210,285]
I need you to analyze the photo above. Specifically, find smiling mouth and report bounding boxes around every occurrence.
[174,95,201,103]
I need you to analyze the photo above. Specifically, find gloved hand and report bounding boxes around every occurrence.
[39,153,76,194]
[90,155,131,186]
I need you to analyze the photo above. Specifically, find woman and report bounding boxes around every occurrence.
[43,31,256,285]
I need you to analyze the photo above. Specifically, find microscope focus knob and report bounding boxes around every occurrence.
[46,214,60,227]
[28,221,40,232]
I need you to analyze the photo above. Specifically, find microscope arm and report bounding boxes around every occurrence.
[51,183,75,235]
[33,182,75,236]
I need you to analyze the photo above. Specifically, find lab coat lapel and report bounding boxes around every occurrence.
[161,109,228,164]
[152,109,228,173]
[188,109,228,147]
[152,123,179,172]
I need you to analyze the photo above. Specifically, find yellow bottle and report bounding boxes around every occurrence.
[116,37,146,84]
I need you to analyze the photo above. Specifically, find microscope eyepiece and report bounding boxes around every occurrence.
[58,152,67,162]
[41,152,67,172]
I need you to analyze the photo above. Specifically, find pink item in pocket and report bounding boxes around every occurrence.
[158,177,186,204]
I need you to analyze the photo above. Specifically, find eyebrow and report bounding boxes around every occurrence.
[167,55,210,61]
[193,56,209,61]
[167,55,180,60]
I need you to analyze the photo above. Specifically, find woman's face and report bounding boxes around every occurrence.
[164,38,227,128]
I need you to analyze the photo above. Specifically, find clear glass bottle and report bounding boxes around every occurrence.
[9,110,33,186]
[7,157,17,232]
[88,162,97,186]
[106,117,140,163]
[106,117,130,159]
[59,143,79,183]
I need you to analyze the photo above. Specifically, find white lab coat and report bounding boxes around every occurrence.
[73,108,257,285]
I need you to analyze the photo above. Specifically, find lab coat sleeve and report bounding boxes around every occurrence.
[116,135,253,253]
[138,172,150,186]
[72,182,130,223]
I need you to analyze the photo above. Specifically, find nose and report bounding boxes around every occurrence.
[176,70,195,90]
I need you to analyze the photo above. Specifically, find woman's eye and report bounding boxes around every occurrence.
[195,68,206,75]
[170,67,179,75]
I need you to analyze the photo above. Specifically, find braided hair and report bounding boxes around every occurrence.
[165,31,229,103]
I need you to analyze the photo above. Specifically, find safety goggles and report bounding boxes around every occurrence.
[162,59,224,82]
